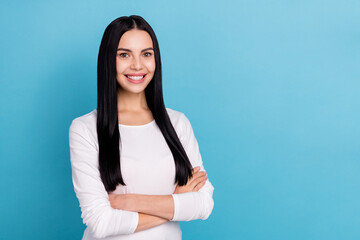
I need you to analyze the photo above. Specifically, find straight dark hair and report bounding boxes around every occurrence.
[97,15,193,192]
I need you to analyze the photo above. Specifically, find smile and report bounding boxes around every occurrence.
[125,74,146,84]
[125,75,145,80]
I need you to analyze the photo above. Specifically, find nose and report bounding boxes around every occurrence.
[130,55,142,70]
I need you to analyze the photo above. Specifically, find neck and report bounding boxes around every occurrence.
[117,88,149,112]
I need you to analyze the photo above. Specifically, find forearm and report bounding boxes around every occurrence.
[127,194,174,220]
[135,213,169,232]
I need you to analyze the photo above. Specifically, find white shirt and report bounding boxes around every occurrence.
[69,107,214,240]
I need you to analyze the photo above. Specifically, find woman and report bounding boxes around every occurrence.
[69,15,214,240]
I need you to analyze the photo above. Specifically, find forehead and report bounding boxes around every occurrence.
[118,29,153,49]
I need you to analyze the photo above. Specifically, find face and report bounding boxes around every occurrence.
[116,29,156,94]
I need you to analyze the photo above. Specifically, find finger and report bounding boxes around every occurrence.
[192,169,205,176]
[193,180,206,192]
[189,172,206,184]
[192,167,200,174]
[189,175,208,190]
[189,167,201,180]
[192,171,206,179]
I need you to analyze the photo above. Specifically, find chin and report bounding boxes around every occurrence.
[121,84,150,94]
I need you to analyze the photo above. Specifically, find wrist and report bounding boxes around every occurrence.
[124,194,135,211]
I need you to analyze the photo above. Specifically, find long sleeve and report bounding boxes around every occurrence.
[170,113,215,221]
[69,120,139,239]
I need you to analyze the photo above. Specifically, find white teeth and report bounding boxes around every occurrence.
[127,75,145,80]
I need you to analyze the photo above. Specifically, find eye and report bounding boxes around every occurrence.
[119,53,128,58]
[144,52,152,57]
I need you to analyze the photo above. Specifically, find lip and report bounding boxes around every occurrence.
[124,74,146,84]
[126,73,146,76]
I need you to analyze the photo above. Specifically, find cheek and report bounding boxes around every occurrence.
[145,60,156,72]
[115,63,121,74]
[116,60,128,74]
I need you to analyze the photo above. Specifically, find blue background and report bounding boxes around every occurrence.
[1,0,359,239]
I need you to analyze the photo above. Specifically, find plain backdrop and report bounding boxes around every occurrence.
[1,0,359,239]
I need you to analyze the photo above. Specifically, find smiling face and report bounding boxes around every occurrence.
[116,29,156,94]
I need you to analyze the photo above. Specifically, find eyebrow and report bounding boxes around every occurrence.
[117,47,154,52]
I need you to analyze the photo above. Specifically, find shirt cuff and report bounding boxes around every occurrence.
[122,210,139,234]
[170,193,179,221]
[170,192,198,221]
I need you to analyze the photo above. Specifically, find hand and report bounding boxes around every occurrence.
[173,167,208,194]
[108,193,127,210]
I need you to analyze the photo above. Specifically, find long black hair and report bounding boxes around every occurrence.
[97,15,193,192]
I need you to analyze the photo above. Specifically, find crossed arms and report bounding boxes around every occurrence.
[108,166,209,232]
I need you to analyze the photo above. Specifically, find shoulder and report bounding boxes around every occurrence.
[69,109,98,142]
[165,107,188,127]
[70,108,97,129]
[166,107,193,139]
[166,107,183,122]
